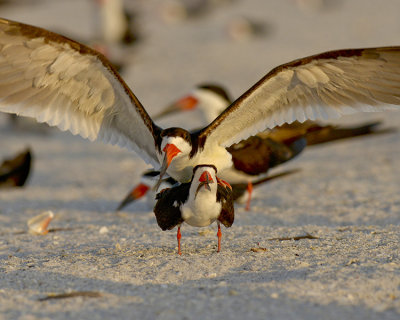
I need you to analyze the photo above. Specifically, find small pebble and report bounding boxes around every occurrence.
[270,293,279,299]
[229,289,238,296]
[99,226,109,234]
[250,247,267,252]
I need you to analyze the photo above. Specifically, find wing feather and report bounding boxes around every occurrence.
[199,47,400,149]
[0,18,161,167]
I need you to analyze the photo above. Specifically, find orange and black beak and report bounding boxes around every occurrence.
[116,183,150,211]
[196,171,214,196]
[163,143,181,167]
[153,95,198,120]
[155,144,181,191]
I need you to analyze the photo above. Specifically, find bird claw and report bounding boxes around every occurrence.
[155,187,170,200]
[160,188,170,193]
[216,177,232,190]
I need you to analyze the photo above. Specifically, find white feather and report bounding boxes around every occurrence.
[200,47,400,150]
[0,18,161,168]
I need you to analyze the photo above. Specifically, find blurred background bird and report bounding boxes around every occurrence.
[0,148,32,188]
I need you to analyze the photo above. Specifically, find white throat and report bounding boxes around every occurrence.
[159,136,193,182]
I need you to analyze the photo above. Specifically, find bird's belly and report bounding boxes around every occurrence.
[219,165,266,184]
[181,197,222,227]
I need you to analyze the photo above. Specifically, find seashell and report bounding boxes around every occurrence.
[27,211,54,235]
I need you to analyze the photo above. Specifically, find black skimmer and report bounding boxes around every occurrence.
[90,0,140,73]
[94,0,138,46]
[116,168,299,211]
[116,171,178,211]
[153,84,393,208]
[0,18,400,192]
[155,84,308,209]
[0,148,32,188]
[153,164,234,254]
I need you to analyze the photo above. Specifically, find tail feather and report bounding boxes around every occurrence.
[306,121,395,145]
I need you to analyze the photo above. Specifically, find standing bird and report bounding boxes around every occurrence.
[153,164,234,255]
[94,0,138,46]
[0,18,400,195]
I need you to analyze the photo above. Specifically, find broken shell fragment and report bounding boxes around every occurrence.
[28,211,54,235]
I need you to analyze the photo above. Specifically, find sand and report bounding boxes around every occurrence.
[0,0,400,319]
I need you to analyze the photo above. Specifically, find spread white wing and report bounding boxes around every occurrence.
[0,18,162,167]
[199,47,400,149]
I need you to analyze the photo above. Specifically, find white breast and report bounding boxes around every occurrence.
[181,167,222,227]
[166,156,199,182]
[181,191,221,227]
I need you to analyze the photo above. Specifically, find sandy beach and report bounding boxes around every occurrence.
[1,0,400,319]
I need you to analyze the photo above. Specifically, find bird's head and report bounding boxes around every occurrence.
[155,128,192,189]
[192,165,217,196]
[160,127,192,163]
[152,94,198,121]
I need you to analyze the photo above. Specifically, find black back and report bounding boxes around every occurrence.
[154,183,190,230]
[227,136,306,176]
[216,185,234,227]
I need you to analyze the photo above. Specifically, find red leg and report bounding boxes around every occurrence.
[245,181,253,211]
[177,226,182,255]
[216,177,232,190]
[217,222,222,253]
